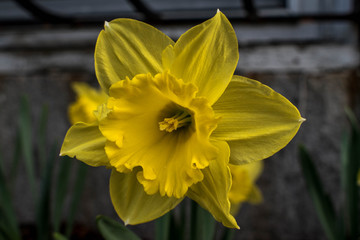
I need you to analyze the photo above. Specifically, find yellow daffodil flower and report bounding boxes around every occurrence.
[229,162,263,215]
[60,11,304,229]
[68,82,108,124]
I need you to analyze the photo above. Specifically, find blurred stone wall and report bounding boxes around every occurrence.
[0,25,359,239]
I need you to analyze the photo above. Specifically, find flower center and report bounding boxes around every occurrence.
[159,111,192,133]
[100,72,219,198]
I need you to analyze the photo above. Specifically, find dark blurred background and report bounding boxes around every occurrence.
[0,0,359,239]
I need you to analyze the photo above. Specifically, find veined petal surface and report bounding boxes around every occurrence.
[110,170,183,225]
[95,19,174,93]
[60,122,109,167]
[166,11,238,105]
[187,141,239,229]
[100,72,218,198]
[212,76,304,164]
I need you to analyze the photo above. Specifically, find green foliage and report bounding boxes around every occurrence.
[299,145,338,240]
[0,95,88,239]
[36,143,58,240]
[0,153,21,240]
[65,162,88,237]
[341,109,359,240]
[53,156,72,232]
[53,232,69,240]
[19,96,36,196]
[96,215,141,240]
[299,108,360,240]
[98,200,225,240]
[190,201,216,240]
[155,212,171,240]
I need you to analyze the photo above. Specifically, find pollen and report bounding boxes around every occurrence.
[159,111,192,133]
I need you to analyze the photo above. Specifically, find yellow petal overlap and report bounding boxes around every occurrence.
[166,11,239,105]
[187,141,239,229]
[212,75,304,164]
[60,122,109,167]
[95,19,174,93]
[110,169,183,225]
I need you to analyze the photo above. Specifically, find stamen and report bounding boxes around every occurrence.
[159,111,192,132]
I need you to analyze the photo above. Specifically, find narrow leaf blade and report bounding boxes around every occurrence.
[19,95,36,195]
[53,232,69,240]
[36,143,57,240]
[0,153,21,240]
[190,200,215,240]
[298,145,338,240]
[155,212,171,240]
[65,162,88,237]
[37,104,48,173]
[96,215,141,240]
[53,156,72,232]
[341,108,359,239]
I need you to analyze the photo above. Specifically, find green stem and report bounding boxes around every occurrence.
[155,212,171,240]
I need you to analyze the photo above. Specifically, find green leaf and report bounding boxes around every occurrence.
[65,162,88,237]
[345,108,360,133]
[0,153,21,240]
[36,143,57,240]
[298,145,338,240]
[9,131,21,187]
[53,232,69,240]
[155,212,170,240]
[37,104,48,173]
[53,156,72,232]
[196,204,216,240]
[170,201,186,240]
[96,215,141,240]
[341,108,359,239]
[222,228,235,240]
[19,95,36,196]
[190,200,215,240]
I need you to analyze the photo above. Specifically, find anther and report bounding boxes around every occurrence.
[159,111,192,132]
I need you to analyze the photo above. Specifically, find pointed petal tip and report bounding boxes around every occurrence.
[104,21,110,29]
[300,117,306,122]
[225,218,240,229]
[229,216,240,229]
[217,8,220,13]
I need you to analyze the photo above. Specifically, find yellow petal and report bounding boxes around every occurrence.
[167,11,238,105]
[228,165,252,204]
[95,19,174,93]
[110,169,183,225]
[68,82,108,124]
[240,161,263,182]
[71,82,107,102]
[161,45,175,70]
[228,162,263,214]
[247,185,263,204]
[212,75,304,164]
[187,141,239,229]
[230,185,263,215]
[60,122,109,167]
